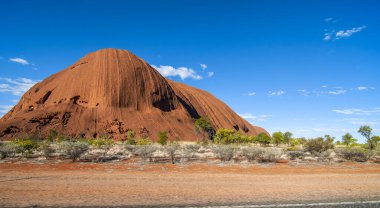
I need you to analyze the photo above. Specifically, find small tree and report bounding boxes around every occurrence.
[358,125,375,150]
[165,143,180,164]
[283,131,293,146]
[157,131,168,145]
[256,133,271,146]
[194,117,214,141]
[342,133,357,146]
[126,130,136,144]
[324,135,335,144]
[272,132,284,146]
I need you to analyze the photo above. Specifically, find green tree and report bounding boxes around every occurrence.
[256,133,271,146]
[194,117,214,141]
[358,125,375,150]
[341,133,357,146]
[157,131,168,145]
[272,132,284,146]
[283,131,293,146]
[324,135,335,144]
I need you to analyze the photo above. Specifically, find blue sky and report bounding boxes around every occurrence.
[1,0,379,142]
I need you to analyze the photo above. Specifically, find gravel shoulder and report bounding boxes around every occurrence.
[1,161,380,207]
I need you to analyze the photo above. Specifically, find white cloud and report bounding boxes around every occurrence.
[332,108,380,116]
[0,105,14,116]
[200,64,207,70]
[151,65,202,80]
[247,92,256,96]
[268,90,284,96]
[323,33,332,40]
[0,77,39,95]
[337,118,380,126]
[239,113,272,122]
[207,72,214,77]
[325,17,333,22]
[9,58,29,65]
[0,105,13,113]
[357,86,368,91]
[324,25,366,41]
[335,25,367,40]
[297,89,310,96]
[328,89,347,95]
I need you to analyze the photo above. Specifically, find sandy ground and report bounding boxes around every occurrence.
[1,160,380,207]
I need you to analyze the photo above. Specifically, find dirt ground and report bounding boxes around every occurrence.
[1,160,380,207]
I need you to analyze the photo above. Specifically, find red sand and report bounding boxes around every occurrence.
[1,161,380,207]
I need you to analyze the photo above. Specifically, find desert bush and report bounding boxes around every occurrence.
[125,138,136,145]
[0,142,20,159]
[88,138,115,162]
[195,117,214,141]
[257,148,282,162]
[335,147,372,162]
[157,131,168,145]
[60,141,89,162]
[184,144,201,158]
[212,145,236,162]
[241,146,264,162]
[164,143,181,164]
[136,138,152,145]
[13,134,41,157]
[305,137,334,154]
[287,150,304,160]
[134,144,158,162]
[40,141,55,158]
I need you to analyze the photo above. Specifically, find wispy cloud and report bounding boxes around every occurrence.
[268,90,284,97]
[239,113,272,122]
[9,58,29,65]
[0,77,39,95]
[152,65,202,80]
[247,92,256,96]
[328,89,347,95]
[337,118,380,126]
[200,64,207,70]
[207,72,214,77]
[297,89,310,96]
[335,25,367,40]
[323,22,366,41]
[0,105,14,116]
[332,108,380,116]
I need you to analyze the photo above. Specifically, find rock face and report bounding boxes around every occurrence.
[0,49,266,141]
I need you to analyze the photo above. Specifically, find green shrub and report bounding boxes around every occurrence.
[60,141,89,162]
[336,147,372,162]
[126,130,136,140]
[287,151,304,160]
[136,138,152,145]
[213,129,254,144]
[157,131,168,145]
[13,134,41,156]
[256,133,271,146]
[305,137,334,154]
[125,138,136,145]
[212,145,236,162]
[195,117,214,141]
